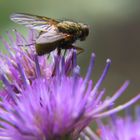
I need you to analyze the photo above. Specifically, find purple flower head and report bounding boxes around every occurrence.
[0,30,74,93]
[94,107,140,140]
[0,46,139,140]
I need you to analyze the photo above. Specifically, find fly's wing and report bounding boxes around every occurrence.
[10,13,59,31]
[36,30,67,44]
[35,29,73,55]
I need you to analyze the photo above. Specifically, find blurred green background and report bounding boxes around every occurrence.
[0,0,140,106]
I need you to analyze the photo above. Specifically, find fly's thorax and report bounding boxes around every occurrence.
[57,21,82,37]
[57,21,89,41]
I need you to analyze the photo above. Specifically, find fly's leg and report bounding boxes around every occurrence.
[63,45,84,54]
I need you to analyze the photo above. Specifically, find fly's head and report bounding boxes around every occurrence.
[79,23,89,41]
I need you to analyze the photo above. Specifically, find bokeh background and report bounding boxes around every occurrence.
[0,0,140,107]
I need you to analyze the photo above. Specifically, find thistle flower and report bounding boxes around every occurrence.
[0,35,139,140]
[92,107,140,140]
[0,30,73,93]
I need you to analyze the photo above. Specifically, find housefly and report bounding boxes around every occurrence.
[10,13,89,55]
